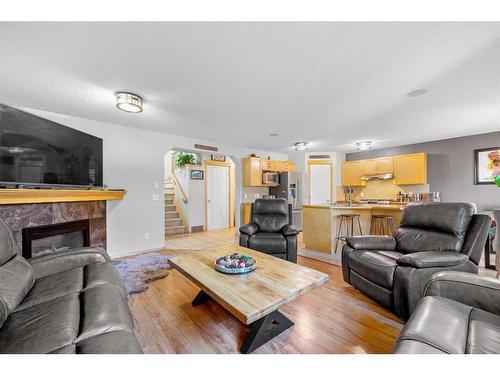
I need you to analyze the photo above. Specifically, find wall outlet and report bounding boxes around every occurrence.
[244,193,248,199]
[152,193,159,201]
[144,232,150,240]
[255,193,260,198]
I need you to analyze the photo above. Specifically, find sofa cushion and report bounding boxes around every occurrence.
[467,308,500,354]
[394,296,471,353]
[16,263,126,311]
[395,202,474,253]
[248,232,286,254]
[16,268,84,311]
[0,218,19,266]
[76,283,134,343]
[0,294,80,354]
[0,297,8,329]
[348,250,403,289]
[0,255,35,311]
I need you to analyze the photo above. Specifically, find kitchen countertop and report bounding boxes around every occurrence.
[302,204,406,211]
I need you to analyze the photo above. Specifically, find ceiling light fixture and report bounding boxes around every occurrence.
[406,88,428,98]
[355,141,372,151]
[116,92,143,113]
[294,142,309,151]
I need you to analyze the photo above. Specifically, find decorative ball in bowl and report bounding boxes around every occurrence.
[215,253,257,274]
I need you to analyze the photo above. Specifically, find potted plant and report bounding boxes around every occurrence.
[176,152,196,168]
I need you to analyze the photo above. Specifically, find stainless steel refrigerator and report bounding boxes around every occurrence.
[270,171,304,231]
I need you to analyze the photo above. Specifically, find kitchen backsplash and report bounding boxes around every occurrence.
[336,179,430,201]
[242,186,269,202]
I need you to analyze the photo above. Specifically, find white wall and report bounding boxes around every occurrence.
[287,151,346,204]
[28,110,286,257]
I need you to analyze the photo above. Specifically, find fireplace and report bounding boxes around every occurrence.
[22,219,91,259]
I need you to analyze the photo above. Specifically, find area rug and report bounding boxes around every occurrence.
[112,252,176,295]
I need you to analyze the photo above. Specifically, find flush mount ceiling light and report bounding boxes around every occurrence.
[116,92,143,113]
[407,88,428,98]
[294,142,309,151]
[355,141,372,151]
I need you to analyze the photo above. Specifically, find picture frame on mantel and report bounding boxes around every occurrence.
[474,147,500,185]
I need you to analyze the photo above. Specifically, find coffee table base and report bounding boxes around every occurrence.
[191,290,294,354]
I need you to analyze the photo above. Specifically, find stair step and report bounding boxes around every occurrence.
[165,225,187,235]
[165,211,179,219]
[165,218,182,227]
[165,205,177,212]
[165,199,174,205]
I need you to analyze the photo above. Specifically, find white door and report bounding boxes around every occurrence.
[206,165,229,230]
[309,164,332,204]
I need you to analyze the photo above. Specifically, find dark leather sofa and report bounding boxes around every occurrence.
[394,271,500,353]
[0,218,142,354]
[239,198,299,263]
[342,202,491,319]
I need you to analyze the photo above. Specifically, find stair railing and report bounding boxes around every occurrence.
[169,158,188,204]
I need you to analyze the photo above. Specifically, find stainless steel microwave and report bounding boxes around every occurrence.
[262,172,279,185]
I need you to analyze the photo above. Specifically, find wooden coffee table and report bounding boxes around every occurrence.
[169,246,328,353]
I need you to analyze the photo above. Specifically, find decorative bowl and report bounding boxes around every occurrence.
[214,253,257,274]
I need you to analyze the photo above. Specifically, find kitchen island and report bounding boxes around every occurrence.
[302,204,406,253]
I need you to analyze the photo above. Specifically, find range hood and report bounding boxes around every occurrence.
[361,172,394,181]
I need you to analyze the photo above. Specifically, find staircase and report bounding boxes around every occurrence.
[165,177,188,236]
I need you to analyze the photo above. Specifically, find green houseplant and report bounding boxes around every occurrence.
[176,152,196,168]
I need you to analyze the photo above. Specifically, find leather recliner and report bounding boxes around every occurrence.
[239,198,299,263]
[342,202,491,319]
[0,218,143,354]
[394,271,500,354]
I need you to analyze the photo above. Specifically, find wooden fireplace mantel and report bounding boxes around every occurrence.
[0,189,126,205]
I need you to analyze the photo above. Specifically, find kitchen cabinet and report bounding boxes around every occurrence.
[243,157,296,186]
[394,152,427,185]
[341,160,366,186]
[362,159,378,176]
[242,203,252,225]
[362,157,394,175]
[377,157,394,174]
[243,157,264,186]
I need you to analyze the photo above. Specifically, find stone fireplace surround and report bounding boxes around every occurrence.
[0,201,106,257]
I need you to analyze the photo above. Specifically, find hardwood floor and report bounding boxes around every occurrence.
[129,228,404,354]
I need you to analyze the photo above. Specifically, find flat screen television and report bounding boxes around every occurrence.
[0,104,103,187]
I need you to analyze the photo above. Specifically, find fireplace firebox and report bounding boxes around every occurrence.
[22,219,90,259]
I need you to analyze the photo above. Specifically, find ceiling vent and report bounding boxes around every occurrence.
[308,154,330,159]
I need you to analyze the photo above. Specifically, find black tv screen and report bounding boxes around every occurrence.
[0,104,103,187]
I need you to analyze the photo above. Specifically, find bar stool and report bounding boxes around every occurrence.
[335,214,363,253]
[369,215,395,236]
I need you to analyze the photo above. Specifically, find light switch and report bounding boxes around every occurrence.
[154,182,159,189]
[152,194,159,201]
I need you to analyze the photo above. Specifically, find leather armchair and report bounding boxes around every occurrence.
[342,202,491,319]
[239,198,299,263]
[0,218,142,354]
[394,271,500,353]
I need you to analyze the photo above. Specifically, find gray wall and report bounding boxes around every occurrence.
[346,131,500,212]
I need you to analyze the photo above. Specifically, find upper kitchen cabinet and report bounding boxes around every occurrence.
[362,159,378,175]
[377,157,394,174]
[362,157,394,176]
[261,159,275,171]
[394,152,427,185]
[243,157,264,186]
[287,161,297,171]
[341,160,366,186]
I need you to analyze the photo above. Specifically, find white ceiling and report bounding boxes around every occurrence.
[1,22,500,153]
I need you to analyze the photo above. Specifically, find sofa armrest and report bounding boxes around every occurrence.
[396,251,469,269]
[345,236,396,251]
[424,271,500,315]
[239,223,259,236]
[28,247,110,279]
[282,224,299,237]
